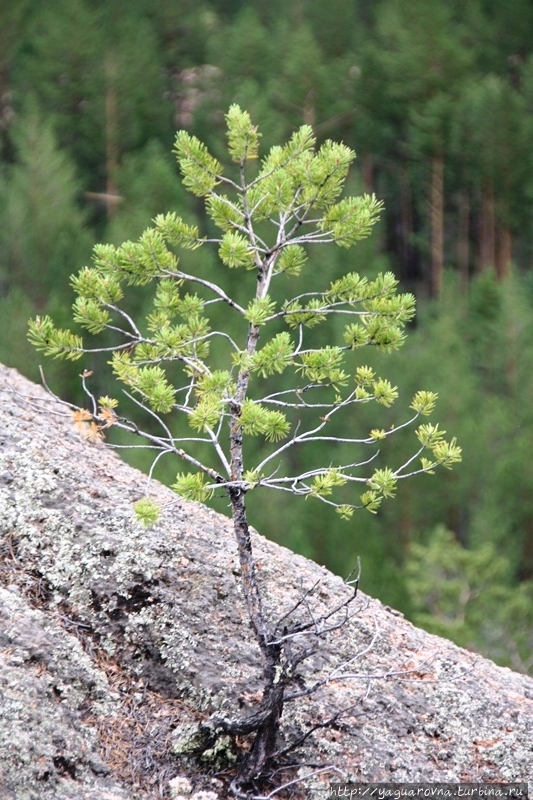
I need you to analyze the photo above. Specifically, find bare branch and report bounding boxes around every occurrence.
[161,268,246,314]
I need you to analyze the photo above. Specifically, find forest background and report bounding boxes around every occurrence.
[1,0,533,673]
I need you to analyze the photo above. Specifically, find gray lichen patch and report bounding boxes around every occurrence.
[171,722,237,772]
[0,587,114,714]
[0,588,130,800]
[0,419,264,704]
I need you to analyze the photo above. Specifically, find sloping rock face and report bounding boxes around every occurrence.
[1,363,532,799]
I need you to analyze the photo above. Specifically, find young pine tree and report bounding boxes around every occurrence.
[29,105,461,789]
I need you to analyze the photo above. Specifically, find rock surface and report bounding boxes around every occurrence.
[1,363,532,798]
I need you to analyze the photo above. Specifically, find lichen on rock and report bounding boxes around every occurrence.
[1,363,533,798]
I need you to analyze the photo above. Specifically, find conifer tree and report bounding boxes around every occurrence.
[16,0,169,187]
[1,103,92,305]
[360,0,472,295]
[29,106,460,790]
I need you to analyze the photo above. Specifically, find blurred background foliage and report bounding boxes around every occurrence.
[1,0,533,672]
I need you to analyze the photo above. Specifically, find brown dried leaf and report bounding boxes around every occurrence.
[72,409,93,427]
[98,407,117,428]
[80,422,105,443]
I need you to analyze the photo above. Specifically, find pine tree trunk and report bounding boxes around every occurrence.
[495,225,512,280]
[399,166,415,282]
[229,487,269,652]
[430,154,444,298]
[361,153,375,192]
[228,486,288,787]
[105,50,119,220]
[518,516,533,581]
[303,90,316,128]
[457,189,470,292]
[478,184,495,272]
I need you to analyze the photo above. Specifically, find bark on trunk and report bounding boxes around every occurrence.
[495,224,512,280]
[229,488,269,653]
[400,165,414,279]
[361,152,375,192]
[479,183,495,272]
[105,50,119,220]
[457,189,470,293]
[430,153,444,298]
